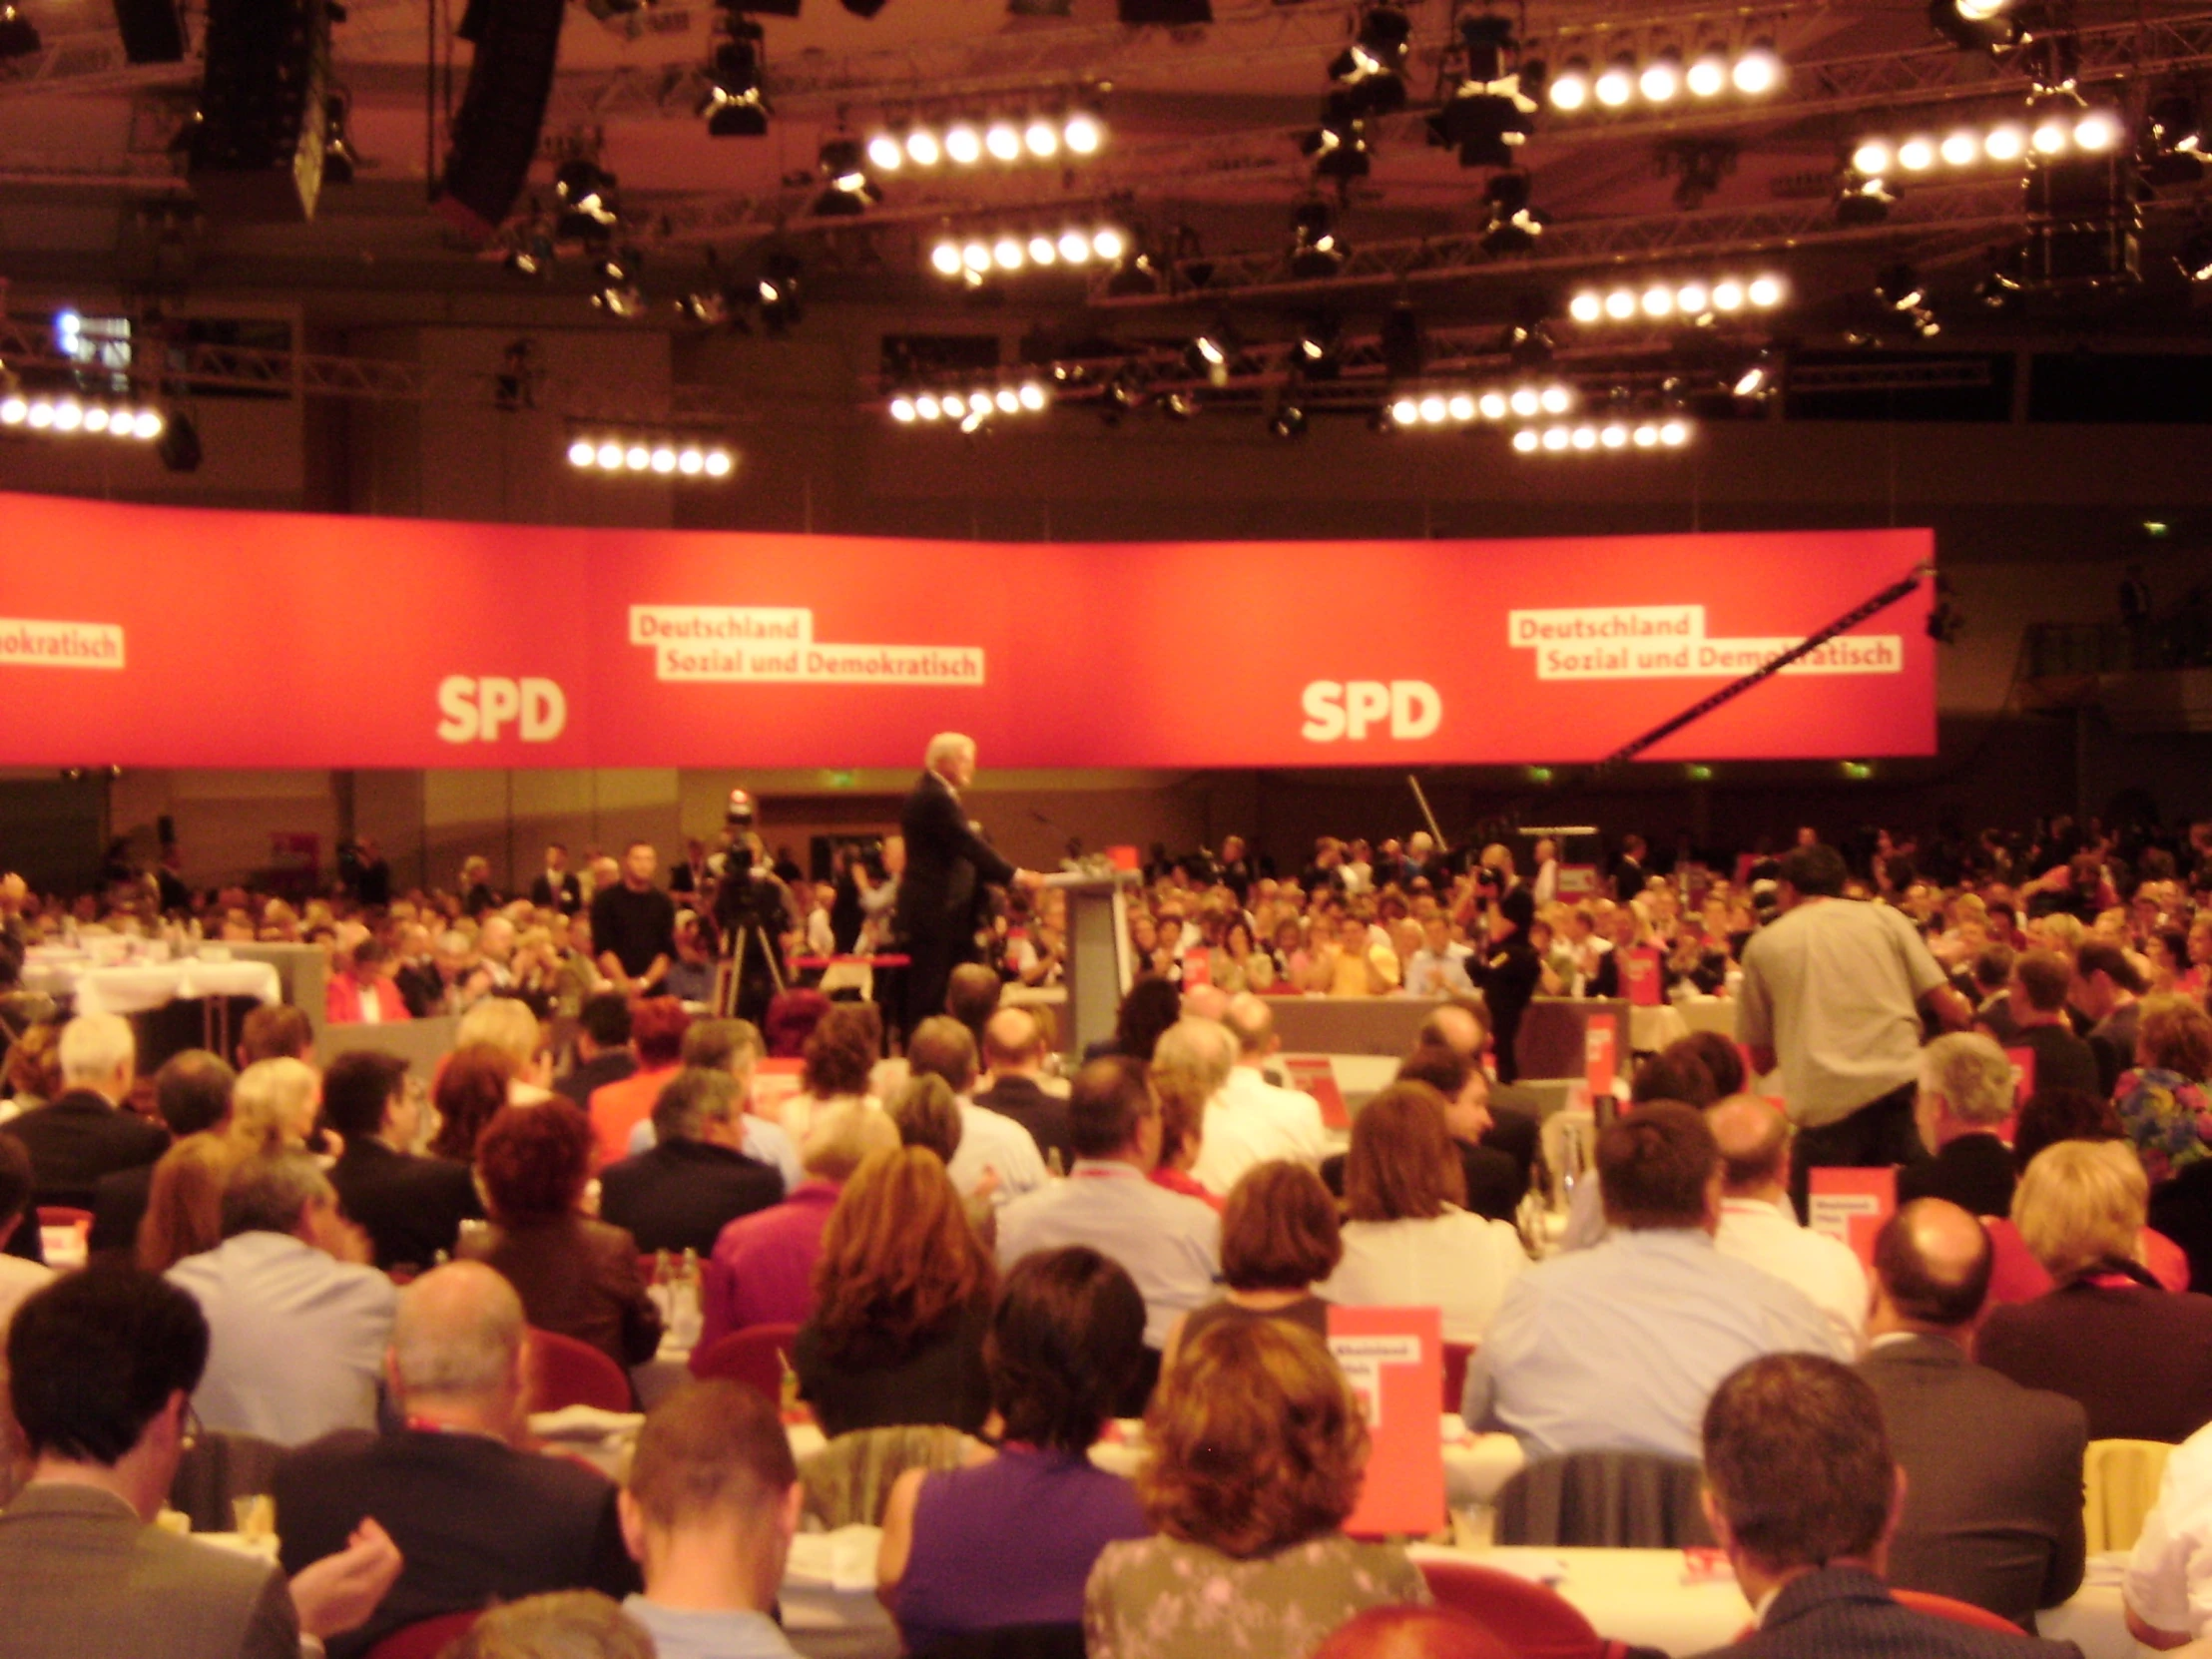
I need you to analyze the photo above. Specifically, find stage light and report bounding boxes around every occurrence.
[0,2,42,58]
[2074,111,2118,152]
[1383,379,1577,430]
[1549,58,1590,110]
[930,243,962,276]
[1733,351,1775,397]
[1984,125,2025,161]
[2030,119,2067,155]
[1639,50,1681,104]
[757,253,805,334]
[1687,47,1728,98]
[0,390,168,445]
[815,137,880,216]
[915,393,942,421]
[1065,113,1103,154]
[1569,273,1783,326]
[701,20,770,138]
[1594,54,1634,108]
[944,124,983,165]
[590,248,645,317]
[1732,41,1780,93]
[2178,233,2212,282]
[928,221,1128,279]
[906,130,941,166]
[1508,387,1538,417]
[889,397,916,423]
[1161,392,1198,421]
[1711,278,1745,311]
[1939,131,1978,167]
[1091,228,1125,262]
[1603,289,1635,319]
[554,161,620,239]
[1511,428,1538,452]
[992,236,1023,270]
[1480,170,1548,255]
[867,134,903,171]
[1853,140,1891,176]
[1303,94,1372,181]
[1930,0,2014,54]
[1877,263,1925,310]
[1268,399,1308,440]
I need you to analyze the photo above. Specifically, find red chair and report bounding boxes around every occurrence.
[363,1610,483,1659]
[524,1328,634,1413]
[1443,1342,1474,1412]
[691,1321,800,1400]
[1892,1590,2027,1633]
[1416,1560,1625,1659]
[37,1206,94,1233]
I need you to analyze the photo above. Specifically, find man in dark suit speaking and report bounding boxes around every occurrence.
[895,733,1043,1037]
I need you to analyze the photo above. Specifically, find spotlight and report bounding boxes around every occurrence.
[1594,54,1634,108]
[1837,175,1895,227]
[1342,4,1411,77]
[757,252,805,334]
[1731,40,1781,94]
[1732,351,1776,398]
[2178,232,2212,283]
[1549,57,1590,111]
[866,134,903,171]
[1267,399,1308,440]
[321,94,358,185]
[1568,273,1784,325]
[1103,248,1162,298]
[1876,263,1925,310]
[1686,47,1729,98]
[814,137,880,216]
[0,1,40,56]
[590,247,645,317]
[1289,198,1347,278]
[1302,94,1372,181]
[1898,137,1935,172]
[1939,131,1978,167]
[1929,0,2015,54]
[553,161,620,240]
[1161,391,1198,421]
[905,129,941,166]
[1639,50,1682,104]
[1480,170,1548,255]
[701,20,770,137]
[1064,111,1105,154]
[944,124,983,165]
[1983,125,2024,161]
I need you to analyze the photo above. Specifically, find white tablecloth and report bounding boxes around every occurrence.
[23,958,283,1016]
[1675,997,1739,1039]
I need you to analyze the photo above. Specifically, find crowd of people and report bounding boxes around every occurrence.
[0,796,2211,1659]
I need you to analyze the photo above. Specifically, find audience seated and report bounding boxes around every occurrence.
[793,1145,995,1438]
[617,1380,805,1659]
[167,1149,395,1446]
[225,1057,322,1159]
[700,1101,899,1348]
[1163,1160,1341,1369]
[589,998,690,1168]
[2006,951,2101,1100]
[1416,1005,1541,1193]
[1186,997,1328,1198]
[89,1048,235,1258]
[1901,1034,2023,1219]
[1085,978,1182,1065]
[1319,1082,1525,1345]
[458,1101,663,1372]
[878,1247,1151,1651]
[1385,1044,1523,1223]
[274,1262,641,1659]
[323,1051,481,1274]
[1695,1353,2077,1659]
[907,1017,1049,1208]
[456,997,555,1106]
[1465,1102,1842,1459]
[1988,1092,2190,1304]
[447,1592,654,1659]
[2073,942,2146,1099]
[777,1005,878,1146]
[2114,996,2212,1187]
[1706,1096,1871,1356]
[661,1018,804,1191]
[1977,1140,2212,1442]
[1145,1043,1219,1211]
[996,1058,1221,1360]
[1086,1318,1429,1659]
[0,1134,51,1333]
[427,1044,513,1163]
[600,1068,783,1257]
[556,992,640,1111]
[136,1133,241,1274]
[325,939,412,1026]
[973,1008,1074,1170]
[1,1269,402,1659]
[1858,1200,2087,1628]
[9,1013,167,1210]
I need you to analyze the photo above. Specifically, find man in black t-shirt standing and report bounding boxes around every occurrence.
[591,840,677,995]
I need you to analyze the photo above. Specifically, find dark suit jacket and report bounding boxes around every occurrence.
[1698,1565,2081,1659]
[88,1159,156,1258]
[553,1049,637,1111]
[2013,1024,2100,1099]
[530,870,583,914]
[393,961,445,1019]
[894,771,1015,958]
[2088,1003,2141,1100]
[1977,1280,2212,1443]
[0,1483,298,1659]
[328,1139,483,1272]
[457,1215,664,1369]
[1899,1134,2017,1220]
[1859,1335,2087,1628]
[974,1074,1075,1169]
[599,1138,784,1256]
[8,1089,169,1210]
[274,1427,639,1659]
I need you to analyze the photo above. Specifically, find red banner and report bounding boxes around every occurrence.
[0,493,1936,769]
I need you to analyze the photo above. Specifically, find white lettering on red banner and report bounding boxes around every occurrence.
[1300,680,1442,743]
[0,618,125,670]
[1506,606,1902,681]
[435,677,568,744]
[628,606,984,686]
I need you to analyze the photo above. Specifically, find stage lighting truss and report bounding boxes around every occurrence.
[926,223,1128,282]
[0,388,166,441]
[1567,273,1787,327]
[566,430,737,479]
[864,106,1104,175]
[1542,35,1782,116]
[886,378,1053,432]
[1510,417,1695,454]
[1384,380,1577,429]
[1848,104,2121,183]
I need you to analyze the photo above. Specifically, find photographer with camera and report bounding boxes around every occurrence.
[710,791,802,1025]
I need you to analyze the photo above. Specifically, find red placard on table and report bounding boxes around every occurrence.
[1585,1013,1618,1100]
[1282,1054,1350,1131]
[1620,947,1664,1007]
[1328,1305,1445,1540]
[1181,949,1211,989]
[1808,1167,1898,1269]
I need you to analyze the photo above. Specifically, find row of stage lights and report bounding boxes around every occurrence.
[1568,275,1787,326]
[928,226,1127,280]
[889,381,1054,432]
[1511,419,1696,453]
[0,393,166,440]
[565,436,737,478]
[1547,42,1782,113]
[863,112,1104,174]
[1849,108,2121,179]
[1385,383,1576,427]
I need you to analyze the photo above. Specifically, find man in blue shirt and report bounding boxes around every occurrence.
[1463,1101,1844,1460]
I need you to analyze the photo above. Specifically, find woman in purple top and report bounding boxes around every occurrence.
[876,1247,1153,1653]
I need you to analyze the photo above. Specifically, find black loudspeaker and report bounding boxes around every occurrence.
[113,0,186,62]
[435,0,567,237]
[189,0,330,222]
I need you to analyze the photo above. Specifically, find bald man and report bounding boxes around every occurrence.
[1706,1096,1870,1359]
[1859,1200,2087,1629]
[272,1264,639,1659]
[974,1005,1074,1168]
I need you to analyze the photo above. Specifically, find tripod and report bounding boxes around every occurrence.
[714,918,788,1021]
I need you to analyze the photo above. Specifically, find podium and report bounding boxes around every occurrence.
[1043,870,1141,1060]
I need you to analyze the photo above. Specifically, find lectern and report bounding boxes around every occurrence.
[1043,869,1141,1060]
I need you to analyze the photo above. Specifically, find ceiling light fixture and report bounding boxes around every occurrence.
[567,430,737,478]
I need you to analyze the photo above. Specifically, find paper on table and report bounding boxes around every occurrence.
[786,1525,882,1592]
[530,1405,645,1440]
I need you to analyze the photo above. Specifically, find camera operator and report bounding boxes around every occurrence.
[709,793,802,1024]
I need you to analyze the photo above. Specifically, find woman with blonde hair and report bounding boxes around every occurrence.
[1086,1319,1428,1659]
[227,1057,322,1158]
[1977,1139,2212,1442]
[792,1145,996,1438]
[136,1133,240,1272]
[1321,1082,1526,1344]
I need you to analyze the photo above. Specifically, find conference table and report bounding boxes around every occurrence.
[17,948,284,1056]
